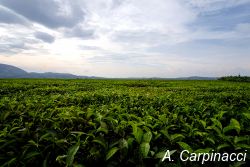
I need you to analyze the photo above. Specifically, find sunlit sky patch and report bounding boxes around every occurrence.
[0,0,250,77]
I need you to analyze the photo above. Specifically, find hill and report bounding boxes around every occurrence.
[0,64,97,79]
[0,64,28,78]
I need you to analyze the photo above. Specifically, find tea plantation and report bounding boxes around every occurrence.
[0,79,249,167]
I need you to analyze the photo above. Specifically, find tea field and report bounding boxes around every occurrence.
[0,79,249,167]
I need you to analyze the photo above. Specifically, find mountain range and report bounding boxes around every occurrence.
[0,63,217,80]
[0,64,97,79]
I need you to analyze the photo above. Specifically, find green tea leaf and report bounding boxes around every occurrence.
[223,118,241,134]
[106,147,119,160]
[234,136,249,144]
[155,150,176,159]
[140,142,150,158]
[217,143,230,151]
[66,143,80,167]
[132,125,143,143]
[243,113,250,120]
[211,118,222,130]
[194,148,212,153]
[24,151,40,160]
[177,142,193,152]
[170,134,185,142]
[142,131,152,143]
[119,138,128,149]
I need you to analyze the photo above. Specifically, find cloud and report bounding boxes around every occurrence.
[0,5,30,25]
[235,23,250,34]
[186,0,250,12]
[79,45,103,51]
[0,0,85,28]
[0,36,28,54]
[0,0,250,77]
[34,31,55,43]
[85,0,195,35]
[0,24,50,55]
[88,52,142,63]
[64,24,95,39]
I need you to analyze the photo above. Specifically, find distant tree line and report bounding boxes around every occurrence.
[218,75,250,82]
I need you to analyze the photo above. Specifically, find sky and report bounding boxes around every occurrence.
[0,0,250,78]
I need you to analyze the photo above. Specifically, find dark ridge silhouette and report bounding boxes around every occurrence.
[0,63,218,80]
[0,64,28,78]
[0,64,98,79]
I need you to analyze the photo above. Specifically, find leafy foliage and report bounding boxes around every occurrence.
[0,79,249,166]
[218,75,250,82]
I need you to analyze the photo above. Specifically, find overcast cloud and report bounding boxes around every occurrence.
[0,0,250,77]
